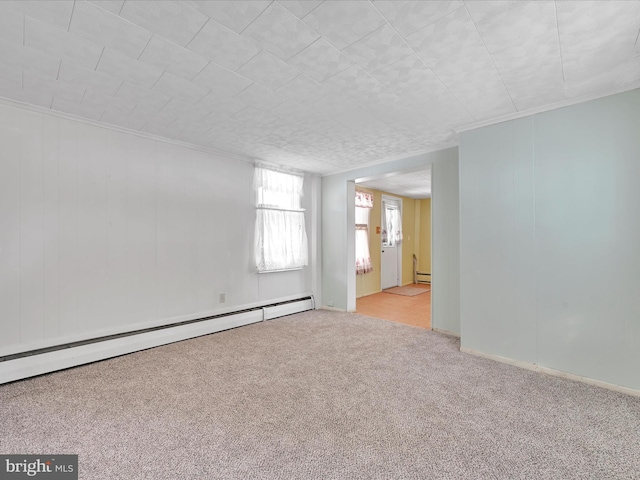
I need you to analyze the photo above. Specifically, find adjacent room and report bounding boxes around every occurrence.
[1,1,639,478]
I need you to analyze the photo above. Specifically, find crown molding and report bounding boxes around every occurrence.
[0,96,254,164]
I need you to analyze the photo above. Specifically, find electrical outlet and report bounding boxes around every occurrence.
[219,293,226,303]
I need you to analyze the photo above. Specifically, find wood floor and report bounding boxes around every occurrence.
[355,283,431,329]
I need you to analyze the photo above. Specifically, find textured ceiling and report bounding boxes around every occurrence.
[358,167,432,199]
[1,1,639,175]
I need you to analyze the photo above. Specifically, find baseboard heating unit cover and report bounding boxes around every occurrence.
[0,296,314,385]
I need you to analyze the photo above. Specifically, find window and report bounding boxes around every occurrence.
[254,165,308,272]
[382,202,402,247]
[355,191,373,275]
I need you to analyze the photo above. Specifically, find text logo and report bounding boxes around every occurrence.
[0,456,77,479]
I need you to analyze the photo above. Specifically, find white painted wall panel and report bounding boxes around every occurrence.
[57,118,79,337]
[459,88,640,390]
[459,119,536,359]
[104,130,129,329]
[42,116,60,339]
[0,105,21,348]
[126,136,158,324]
[19,111,45,343]
[431,156,460,334]
[0,102,317,356]
[76,123,108,332]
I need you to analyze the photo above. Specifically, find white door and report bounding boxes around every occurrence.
[381,197,401,290]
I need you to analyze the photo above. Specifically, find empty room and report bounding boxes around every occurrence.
[1,1,639,478]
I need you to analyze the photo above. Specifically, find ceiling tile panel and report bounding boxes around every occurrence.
[275,75,331,105]
[96,49,163,88]
[119,0,208,47]
[70,0,152,59]
[342,24,414,73]
[197,93,247,116]
[25,15,103,70]
[467,1,565,111]
[192,62,254,97]
[22,71,86,104]
[557,1,640,82]
[84,89,136,117]
[100,108,147,130]
[236,51,301,90]
[302,1,386,49]
[152,71,209,104]
[233,83,287,110]
[278,0,324,19]
[373,0,463,37]
[1,1,639,177]
[86,1,125,15]
[52,95,105,120]
[269,100,315,121]
[405,6,482,65]
[185,0,271,33]
[59,60,122,96]
[321,64,384,99]
[3,0,74,30]
[159,98,211,121]
[0,41,60,80]
[286,38,354,82]
[242,2,320,60]
[115,82,170,112]
[0,8,24,46]
[138,35,209,81]
[186,20,261,71]
[8,86,54,109]
[0,67,22,92]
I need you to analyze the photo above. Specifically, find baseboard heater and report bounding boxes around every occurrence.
[0,295,314,385]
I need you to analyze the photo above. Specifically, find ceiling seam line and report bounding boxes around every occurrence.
[369,0,475,122]
[463,1,518,112]
[67,0,76,32]
[239,0,275,35]
[185,17,210,49]
[94,47,105,71]
[137,34,153,60]
[554,0,566,82]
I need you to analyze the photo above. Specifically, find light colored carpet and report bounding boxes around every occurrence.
[383,285,429,296]
[1,310,639,479]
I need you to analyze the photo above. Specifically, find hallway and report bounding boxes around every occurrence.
[355,284,431,329]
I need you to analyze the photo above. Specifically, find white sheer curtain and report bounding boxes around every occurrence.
[254,166,308,272]
[355,191,373,275]
[381,203,402,247]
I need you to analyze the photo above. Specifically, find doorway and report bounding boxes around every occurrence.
[381,195,402,290]
[354,169,432,329]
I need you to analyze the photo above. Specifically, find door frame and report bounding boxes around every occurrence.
[381,194,402,289]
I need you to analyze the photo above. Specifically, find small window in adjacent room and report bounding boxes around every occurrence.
[355,191,374,275]
[254,165,308,272]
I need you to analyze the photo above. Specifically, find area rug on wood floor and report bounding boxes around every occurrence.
[383,285,429,296]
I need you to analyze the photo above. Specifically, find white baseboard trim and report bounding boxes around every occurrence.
[321,306,348,312]
[433,328,460,338]
[0,312,262,385]
[1,297,314,385]
[460,347,640,398]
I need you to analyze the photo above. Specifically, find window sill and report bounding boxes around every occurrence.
[257,267,304,274]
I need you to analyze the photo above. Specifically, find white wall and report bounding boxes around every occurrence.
[431,158,460,335]
[0,102,319,356]
[459,88,640,390]
[321,148,460,334]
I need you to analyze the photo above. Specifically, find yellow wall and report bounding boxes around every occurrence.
[418,198,432,275]
[355,188,431,298]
